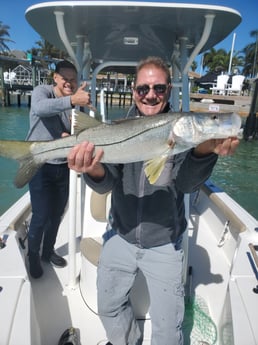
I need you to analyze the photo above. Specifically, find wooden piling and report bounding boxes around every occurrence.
[17,93,21,107]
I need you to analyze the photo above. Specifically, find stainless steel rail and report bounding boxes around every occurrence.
[249,243,258,270]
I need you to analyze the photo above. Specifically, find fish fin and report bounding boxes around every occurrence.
[144,155,168,184]
[15,156,42,188]
[73,110,102,134]
[0,140,40,188]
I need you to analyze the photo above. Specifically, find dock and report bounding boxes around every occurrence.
[0,84,33,107]
[0,84,251,116]
[0,86,133,108]
[100,90,133,108]
[189,93,251,117]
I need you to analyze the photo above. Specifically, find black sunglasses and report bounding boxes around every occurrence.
[135,84,168,97]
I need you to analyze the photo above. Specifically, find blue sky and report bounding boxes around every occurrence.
[1,0,257,71]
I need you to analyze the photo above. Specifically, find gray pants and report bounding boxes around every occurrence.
[97,235,184,345]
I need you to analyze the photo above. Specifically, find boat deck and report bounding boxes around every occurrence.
[22,187,241,345]
[1,183,258,345]
[25,210,109,345]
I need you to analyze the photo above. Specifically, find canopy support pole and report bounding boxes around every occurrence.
[180,37,189,112]
[54,11,94,288]
[183,14,215,75]
[171,43,181,112]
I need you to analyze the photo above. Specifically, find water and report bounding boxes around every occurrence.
[0,104,258,220]
[211,140,258,220]
[0,106,29,215]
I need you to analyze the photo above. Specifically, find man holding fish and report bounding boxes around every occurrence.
[68,56,239,345]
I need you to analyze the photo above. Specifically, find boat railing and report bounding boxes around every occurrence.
[0,191,31,233]
[201,183,247,234]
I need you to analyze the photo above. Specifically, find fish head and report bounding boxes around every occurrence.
[171,112,242,146]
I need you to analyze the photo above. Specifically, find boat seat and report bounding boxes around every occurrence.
[80,236,102,267]
[90,191,111,223]
[80,189,150,318]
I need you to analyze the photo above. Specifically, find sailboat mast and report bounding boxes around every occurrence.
[228,32,236,74]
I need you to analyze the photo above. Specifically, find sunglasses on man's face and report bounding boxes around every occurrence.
[135,84,168,97]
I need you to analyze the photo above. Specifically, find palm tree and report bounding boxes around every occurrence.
[0,21,14,52]
[29,37,68,68]
[241,30,258,77]
[202,47,243,73]
[203,48,227,72]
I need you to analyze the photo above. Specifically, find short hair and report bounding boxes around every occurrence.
[55,60,77,73]
[135,56,171,84]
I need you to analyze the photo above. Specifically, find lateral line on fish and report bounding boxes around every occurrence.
[31,122,172,158]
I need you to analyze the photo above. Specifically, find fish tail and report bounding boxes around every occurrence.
[0,140,40,188]
[144,155,168,184]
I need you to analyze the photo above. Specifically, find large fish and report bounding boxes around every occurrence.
[0,111,242,187]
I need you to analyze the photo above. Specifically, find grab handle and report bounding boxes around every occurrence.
[249,243,258,270]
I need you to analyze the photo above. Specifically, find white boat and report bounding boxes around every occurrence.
[0,2,258,345]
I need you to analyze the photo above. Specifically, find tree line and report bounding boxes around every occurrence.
[0,20,257,78]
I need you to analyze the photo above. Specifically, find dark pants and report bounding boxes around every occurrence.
[28,163,69,259]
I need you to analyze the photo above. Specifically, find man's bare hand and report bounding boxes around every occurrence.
[194,137,240,157]
[70,81,91,107]
[68,141,105,179]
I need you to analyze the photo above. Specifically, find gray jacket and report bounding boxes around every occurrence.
[84,107,218,248]
[26,84,72,164]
